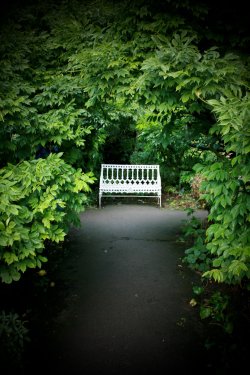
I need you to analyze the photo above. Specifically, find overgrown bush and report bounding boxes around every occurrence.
[0,153,95,283]
[194,92,250,284]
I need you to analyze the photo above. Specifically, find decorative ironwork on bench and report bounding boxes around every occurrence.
[99,164,161,208]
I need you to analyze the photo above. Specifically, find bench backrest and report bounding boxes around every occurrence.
[99,164,161,193]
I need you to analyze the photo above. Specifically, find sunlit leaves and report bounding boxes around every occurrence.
[193,92,250,284]
[203,269,224,283]
[0,154,95,283]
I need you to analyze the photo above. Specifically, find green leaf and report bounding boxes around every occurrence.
[0,270,13,284]
[202,269,224,282]
[200,306,211,320]
[228,260,248,277]
[192,286,204,295]
[3,252,19,265]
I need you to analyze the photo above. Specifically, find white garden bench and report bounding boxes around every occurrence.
[99,164,161,208]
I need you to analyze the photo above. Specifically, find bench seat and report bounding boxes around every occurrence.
[99,164,161,207]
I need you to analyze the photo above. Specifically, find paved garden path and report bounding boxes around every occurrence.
[33,204,210,374]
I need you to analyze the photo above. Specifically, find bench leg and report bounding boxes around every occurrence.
[99,192,102,208]
[159,195,161,208]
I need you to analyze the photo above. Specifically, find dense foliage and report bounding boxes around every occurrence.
[0,0,249,285]
[0,154,94,283]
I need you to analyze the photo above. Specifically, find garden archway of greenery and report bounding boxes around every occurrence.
[0,0,249,287]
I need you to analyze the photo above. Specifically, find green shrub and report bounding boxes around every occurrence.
[0,153,95,283]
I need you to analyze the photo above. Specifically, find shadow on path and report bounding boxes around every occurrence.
[29,205,210,374]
